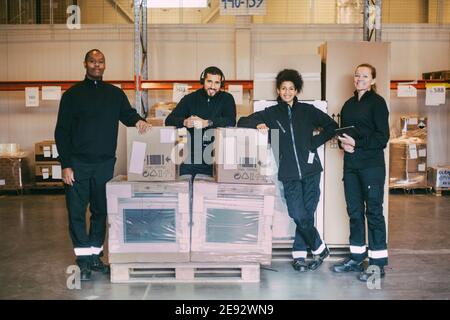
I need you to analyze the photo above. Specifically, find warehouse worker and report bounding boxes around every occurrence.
[165,66,236,176]
[333,63,389,282]
[55,49,151,281]
[238,69,338,272]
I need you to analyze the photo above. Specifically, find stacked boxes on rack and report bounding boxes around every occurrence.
[389,116,428,188]
[34,140,63,187]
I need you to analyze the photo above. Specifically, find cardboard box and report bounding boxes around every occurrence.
[106,175,190,263]
[35,140,59,162]
[126,126,185,182]
[427,166,450,189]
[214,128,273,185]
[191,175,275,265]
[35,162,62,184]
[145,117,165,127]
[148,102,176,118]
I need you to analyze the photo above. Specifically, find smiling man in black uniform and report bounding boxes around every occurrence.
[55,49,151,281]
[165,66,236,177]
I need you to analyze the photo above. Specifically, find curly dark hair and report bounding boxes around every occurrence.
[276,69,303,92]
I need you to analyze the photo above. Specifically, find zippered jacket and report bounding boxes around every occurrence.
[237,97,338,181]
[340,90,389,169]
[165,88,236,168]
[55,77,143,169]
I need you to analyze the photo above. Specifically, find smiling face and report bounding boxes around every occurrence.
[84,51,105,80]
[277,81,298,106]
[354,66,375,93]
[203,73,222,97]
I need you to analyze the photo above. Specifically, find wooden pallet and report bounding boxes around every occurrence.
[110,262,260,283]
[431,187,450,197]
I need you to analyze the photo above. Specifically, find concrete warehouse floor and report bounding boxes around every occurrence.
[0,193,449,300]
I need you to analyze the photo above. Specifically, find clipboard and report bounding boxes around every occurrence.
[335,126,360,138]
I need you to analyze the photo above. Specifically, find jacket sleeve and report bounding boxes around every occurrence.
[119,90,143,127]
[165,95,190,128]
[54,92,74,169]
[354,98,390,150]
[209,94,236,127]
[237,109,271,128]
[310,107,339,150]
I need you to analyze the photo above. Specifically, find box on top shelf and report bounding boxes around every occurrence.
[35,140,59,162]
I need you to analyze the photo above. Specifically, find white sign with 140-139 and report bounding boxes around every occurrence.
[220,0,266,15]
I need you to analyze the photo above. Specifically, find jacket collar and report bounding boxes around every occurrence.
[277,95,299,109]
[353,89,374,101]
[84,75,104,87]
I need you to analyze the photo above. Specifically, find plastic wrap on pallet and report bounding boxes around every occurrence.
[389,136,428,188]
[0,153,28,190]
[400,116,427,139]
[191,176,274,265]
[106,176,190,263]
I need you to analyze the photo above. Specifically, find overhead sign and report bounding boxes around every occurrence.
[220,0,266,16]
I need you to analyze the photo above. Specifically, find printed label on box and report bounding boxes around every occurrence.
[129,141,146,175]
[52,144,59,158]
[409,144,418,159]
[160,128,176,143]
[409,118,418,125]
[418,163,426,172]
[0,179,5,186]
[43,146,51,158]
[42,168,49,180]
[418,149,427,157]
[52,165,62,179]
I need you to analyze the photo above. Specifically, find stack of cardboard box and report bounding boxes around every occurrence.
[107,127,275,268]
[34,140,63,187]
[389,116,428,188]
[193,128,275,265]
[107,127,188,264]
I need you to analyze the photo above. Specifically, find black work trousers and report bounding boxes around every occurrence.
[343,166,388,266]
[64,158,115,264]
[282,173,326,259]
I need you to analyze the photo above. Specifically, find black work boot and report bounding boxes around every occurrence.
[77,259,92,281]
[332,257,364,273]
[91,254,110,274]
[292,258,308,272]
[308,247,330,271]
[358,265,385,282]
